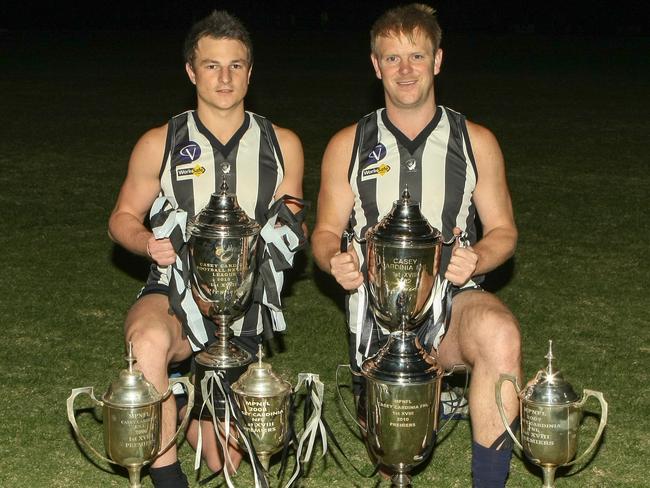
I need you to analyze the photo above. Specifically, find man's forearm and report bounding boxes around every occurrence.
[108,213,153,258]
[472,226,517,276]
[311,229,341,274]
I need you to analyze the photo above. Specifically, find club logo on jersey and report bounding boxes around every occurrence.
[402,158,417,172]
[176,163,206,181]
[361,162,391,181]
[177,142,201,162]
[367,143,387,164]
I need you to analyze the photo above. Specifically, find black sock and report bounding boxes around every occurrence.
[471,441,513,488]
[149,461,189,488]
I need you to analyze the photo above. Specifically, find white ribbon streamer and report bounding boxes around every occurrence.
[285,373,328,487]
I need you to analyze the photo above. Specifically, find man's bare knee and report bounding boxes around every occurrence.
[473,303,521,369]
[124,295,189,365]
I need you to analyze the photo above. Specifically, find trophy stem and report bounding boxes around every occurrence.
[258,453,271,472]
[541,465,557,488]
[217,322,230,352]
[391,472,411,487]
[126,466,142,488]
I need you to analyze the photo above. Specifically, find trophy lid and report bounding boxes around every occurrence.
[361,331,441,384]
[523,340,579,405]
[231,345,292,398]
[365,187,441,245]
[187,178,261,238]
[103,343,163,407]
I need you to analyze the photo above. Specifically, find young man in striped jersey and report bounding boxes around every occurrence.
[108,11,304,488]
[312,4,521,487]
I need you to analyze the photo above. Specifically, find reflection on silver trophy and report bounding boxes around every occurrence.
[187,180,260,416]
[231,345,292,472]
[340,189,449,488]
[67,343,194,488]
[496,340,608,487]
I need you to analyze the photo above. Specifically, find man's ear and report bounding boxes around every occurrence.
[434,48,443,76]
[247,64,253,84]
[370,53,382,80]
[185,62,196,85]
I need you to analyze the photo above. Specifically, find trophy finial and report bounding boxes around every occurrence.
[257,344,264,365]
[545,339,555,375]
[401,186,411,201]
[220,176,229,194]
[126,341,136,373]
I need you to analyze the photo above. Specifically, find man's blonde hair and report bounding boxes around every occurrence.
[370,3,442,54]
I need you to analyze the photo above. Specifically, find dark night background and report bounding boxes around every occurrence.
[2,1,648,34]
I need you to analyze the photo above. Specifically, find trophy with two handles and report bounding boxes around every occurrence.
[339,188,463,488]
[496,340,608,487]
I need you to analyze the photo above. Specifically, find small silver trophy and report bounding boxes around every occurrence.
[496,340,608,487]
[187,180,260,416]
[67,343,194,488]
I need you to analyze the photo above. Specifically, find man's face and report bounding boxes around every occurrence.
[185,36,252,112]
[371,30,442,111]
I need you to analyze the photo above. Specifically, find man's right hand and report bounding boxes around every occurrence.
[330,246,364,290]
[146,236,176,266]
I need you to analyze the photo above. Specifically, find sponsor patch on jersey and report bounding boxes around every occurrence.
[175,163,206,181]
[361,162,391,181]
[176,141,201,162]
[368,143,387,164]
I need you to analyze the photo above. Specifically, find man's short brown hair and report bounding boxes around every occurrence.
[183,10,253,66]
[370,3,442,54]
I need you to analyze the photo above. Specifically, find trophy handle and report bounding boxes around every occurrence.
[335,364,367,434]
[66,387,114,465]
[156,377,195,458]
[495,374,524,452]
[563,389,608,467]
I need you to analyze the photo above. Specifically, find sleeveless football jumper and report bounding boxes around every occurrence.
[144,110,285,337]
[347,106,482,335]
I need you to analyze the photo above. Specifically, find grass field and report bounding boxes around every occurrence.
[0,26,648,487]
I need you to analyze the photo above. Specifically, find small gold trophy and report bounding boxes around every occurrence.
[231,345,292,472]
[496,340,608,487]
[67,343,194,488]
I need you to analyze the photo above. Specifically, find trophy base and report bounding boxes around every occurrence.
[192,343,254,419]
[391,472,411,488]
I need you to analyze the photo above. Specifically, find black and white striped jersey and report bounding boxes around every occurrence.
[147,110,285,336]
[347,106,482,333]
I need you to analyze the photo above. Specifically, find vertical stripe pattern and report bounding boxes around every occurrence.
[346,107,480,333]
[146,110,285,336]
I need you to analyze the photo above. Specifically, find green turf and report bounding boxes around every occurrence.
[0,29,648,487]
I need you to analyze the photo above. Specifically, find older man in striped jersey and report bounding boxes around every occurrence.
[312,4,521,487]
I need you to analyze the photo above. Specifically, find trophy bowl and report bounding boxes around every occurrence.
[365,188,441,332]
[362,331,443,487]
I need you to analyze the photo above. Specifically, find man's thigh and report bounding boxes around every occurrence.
[437,289,519,369]
[125,293,192,364]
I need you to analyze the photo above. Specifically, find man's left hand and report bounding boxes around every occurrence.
[444,227,478,286]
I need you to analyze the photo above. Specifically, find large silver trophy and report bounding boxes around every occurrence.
[67,343,194,488]
[360,189,447,488]
[187,181,260,416]
[496,340,608,487]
